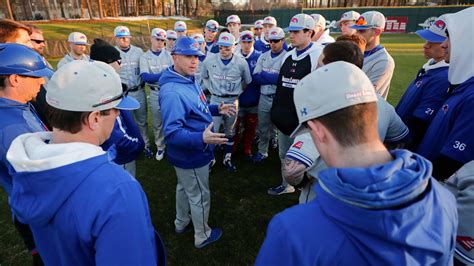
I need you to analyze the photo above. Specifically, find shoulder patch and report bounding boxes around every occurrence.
[292,141,304,149]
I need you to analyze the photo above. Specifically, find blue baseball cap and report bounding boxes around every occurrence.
[0,43,54,78]
[415,14,449,43]
[172,37,204,56]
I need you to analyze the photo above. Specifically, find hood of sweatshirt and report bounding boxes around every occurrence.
[445,7,474,84]
[6,132,106,226]
[316,149,457,263]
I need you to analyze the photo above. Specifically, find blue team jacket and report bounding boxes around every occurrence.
[417,77,474,163]
[159,66,220,169]
[0,98,46,195]
[396,65,449,125]
[256,149,458,266]
[101,110,145,165]
[7,140,161,265]
[239,49,261,108]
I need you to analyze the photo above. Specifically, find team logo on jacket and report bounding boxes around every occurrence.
[416,81,423,87]
[198,92,209,113]
[442,104,449,113]
[292,141,304,149]
[457,236,474,251]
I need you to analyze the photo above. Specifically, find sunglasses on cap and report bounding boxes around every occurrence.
[355,17,367,26]
[269,39,283,43]
[31,39,45,44]
[92,87,129,108]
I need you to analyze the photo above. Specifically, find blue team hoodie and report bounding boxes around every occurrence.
[6,132,162,265]
[256,150,458,266]
[237,49,262,108]
[0,98,46,195]
[102,110,145,165]
[159,66,220,169]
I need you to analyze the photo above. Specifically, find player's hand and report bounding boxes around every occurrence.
[203,123,228,145]
[218,102,237,117]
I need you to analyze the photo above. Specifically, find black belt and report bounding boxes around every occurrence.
[149,86,160,91]
[212,94,238,98]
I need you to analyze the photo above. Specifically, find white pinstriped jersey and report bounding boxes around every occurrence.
[253,50,287,95]
[115,45,144,89]
[200,53,252,96]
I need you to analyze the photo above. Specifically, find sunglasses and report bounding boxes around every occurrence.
[31,39,45,44]
[92,88,128,108]
[219,46,232,50]
[269,39,282,43]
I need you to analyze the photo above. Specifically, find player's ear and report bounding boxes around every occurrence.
[86,111,101,130]
[307,119,328,144]
[374,28,383,37]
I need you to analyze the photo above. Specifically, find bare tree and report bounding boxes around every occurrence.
[5,0,15,20]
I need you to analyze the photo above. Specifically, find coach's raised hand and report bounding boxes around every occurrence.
[203,123,228,144]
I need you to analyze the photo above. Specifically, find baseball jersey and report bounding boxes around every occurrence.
[201,53,252,97]
[57,53,89,69]
[417,77,474,164]
[139,50,173,88]
[288,94,409,171]
[253,49,287,95]
[396,59,449,125]
[363,46,395,100]
[271,43,323,136]
[116,45,144,89]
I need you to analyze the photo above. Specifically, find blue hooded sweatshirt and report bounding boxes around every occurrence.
[6,132,162,265]
[101,110,145,165]
[159,66,220,169]
[0,98,47,195]
[237,49,262,108]
[256,150,458,266]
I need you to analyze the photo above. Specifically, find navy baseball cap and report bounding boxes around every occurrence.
[415,14,449,43]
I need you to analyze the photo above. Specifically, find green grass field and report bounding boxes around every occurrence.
[0,30,427,265]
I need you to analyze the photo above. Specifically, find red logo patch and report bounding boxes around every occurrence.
[457,236,474,251]
[292,141,303,149]
[271,31,277,35]
[291,18,299,24]
[434,19,446,30]
[222,36,229,41]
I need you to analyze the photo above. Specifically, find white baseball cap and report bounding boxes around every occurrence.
[67,32,88,45]
[286,14,315,31]
[263,16,277,26]
[415,14,449,43]
[268,27,285,40]
[239,30,254,42]
[174,21,187,32]
[151,28,167,40]
[192,33,205,44]
[205,19,220,32]
[114,26,131,38]
[46,60,139,112]
[337,10,360,26]
[310,14,326,29]
[216,32,235,47]
[166,30,178,40]
[351,11,386,30]
[254,20,264,29]
[291,61,378,138]
[226,14,241,25]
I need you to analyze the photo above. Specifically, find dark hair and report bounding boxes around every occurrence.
[303,28,315,38]
[322,41,364,69]
[316,102,377,147]
[0,75,6,90]
[336,34,366,52]
[0,19,32,43]
[45,104,111,134]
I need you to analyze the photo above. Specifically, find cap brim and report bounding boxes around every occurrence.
[115,96,140,110]
[115,34,131,38]
[415,30,446,43]
[290,123,311,138]
[24,67,55,78]
[216,42,233,47]
[350,25,372,30]
[285,26,305,32]
[73,42,89,45]
[175,28,186,32]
